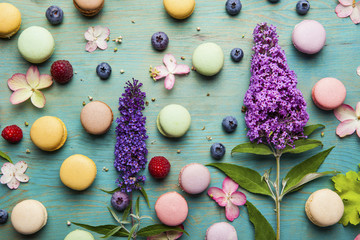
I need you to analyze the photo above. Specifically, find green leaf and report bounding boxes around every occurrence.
[101,226,122,239]
[122,200,132,222]
[245,201,275,240]
[0,150,12,163]
[107,206,121,223]
[139,187,151,208]
[137,224,188,237]
[135,196,140,216]
[282,147,335,194]
[207,163,273,197]
[128,223,138,240]
[282,139,323,154]
[231,142,273,156]
[100,187,121,194]
[72,222,129,237]
[303,124,325,137]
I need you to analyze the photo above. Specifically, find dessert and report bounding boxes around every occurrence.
[179,163,211,194]
[312,77,346,110]
[17,26,55,64]
[192,42,224,76]
[163,0,195,20]
[148,156,171,179]
[45,6,64,25]
[60,154,97,191]
[151,32,169,51]
[225,0,242,16]
[205,222,238,240]
[1,125,23,143]
[157,104,191,138]
[0,3,21,38]
[155,192,188,226]
[73,0,104,17]
[64,229,95,240]
[51,60,73,84]
[292,20,326,54]
[80,101,113,135]
[305,189,344,227]
[96,62,112,80]
[11,199,47,235]
[210,143,226,160]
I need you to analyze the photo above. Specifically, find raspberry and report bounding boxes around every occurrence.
[1,125,23,143]
[50,60,73,84]
[148,156,171,179]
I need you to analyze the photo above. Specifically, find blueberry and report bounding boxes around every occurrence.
[268,0,280,3]
[296,0,310,15]
[230,48,244,62]
[210,143,226,160]
[111,191,130,211]
[46,6,64,25]
[225,0,242,16]
[0,209,8,224]
[96,62,112,80]
[151,32,169,51]
[222,116,238,133]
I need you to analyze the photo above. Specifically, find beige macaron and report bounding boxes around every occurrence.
[80,101,113,135]
[305,189,344,227]
[73,0,104,17]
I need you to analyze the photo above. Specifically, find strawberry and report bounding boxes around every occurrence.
[148,156,171,179]
[1,125,23,143]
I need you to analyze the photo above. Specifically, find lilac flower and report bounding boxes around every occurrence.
[114,79,148,192]
[243,23,309,150]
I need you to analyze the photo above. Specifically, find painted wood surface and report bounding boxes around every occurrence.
[0,0,360,239]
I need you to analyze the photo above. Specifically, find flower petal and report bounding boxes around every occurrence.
[1,162,15,175]
[225,201,240,222]
[26,66,40,88]
[30,90,46,108]
[166,224,184,240]
[163,54,177,73]
[37,74,53,90]
[173,64,190,75]
[7,177,20,190]
[164,74,175,90]
[96,39,108,50]
[84,27,95,41]
[15,161,28,174]
[223,176,239,195]
[15,173,29,183]
[8,74,30,91]
[230,191,247,206]
[154,66,169,80]
[93,26,110,40]
[336,119,357,137]
[357,66,360,76]
[147,232,167,240]
[355,234,360,240]
[208,187,228,207]
[0,174,12,184]
[350,4,360,24]
[10,89,32,105]
[339,0,354,6]
[86,41,98,52]
[334,104,356,122]
[335,4,353,18]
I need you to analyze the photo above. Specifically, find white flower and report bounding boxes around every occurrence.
[0,161,29,190]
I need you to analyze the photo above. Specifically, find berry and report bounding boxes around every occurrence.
[230,48,244,62]
[151,32,169,51]
[50,60,73,84]
[111,191,130,211]
[222,116,238,133]
[148,156,171,179]
[45,6,64,25]
[268,0,280,3]
[0,210,8,224]
[96,62,112,80]
[225,0,242,16]
[1,125,23,143]
[210,143,226,160]
[296,0,310,15]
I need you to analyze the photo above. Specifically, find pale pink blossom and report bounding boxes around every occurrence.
[84,26,110,52]
[334,103,360,137]
[0,161,29,190]
[335,0,360,24]
[147,224,184,240]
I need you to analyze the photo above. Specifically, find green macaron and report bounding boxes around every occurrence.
[192,42,224,77]
[157,104,191,138]
[64,229,95,240]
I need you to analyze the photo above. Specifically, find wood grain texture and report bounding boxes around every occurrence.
[0,0,359,239]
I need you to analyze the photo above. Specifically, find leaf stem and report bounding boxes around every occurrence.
[275,155,281,240]
[130,192,136,240]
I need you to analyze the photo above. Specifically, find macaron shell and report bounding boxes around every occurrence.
[0,3,21,38]
[205,222,238,240]
[73,0,104,16]
[155,192,188,226]
[18,26,55,64]
[163,0,195,19]
[80,101,113,135]
[312,77,346,110]
[158,104,191,138]
[192,42,224,76]
[11,199,47,235]
[65,229,95,240]
[179,163,211,194]
[292,20,326,54]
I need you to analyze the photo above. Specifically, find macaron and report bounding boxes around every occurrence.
[80,101,113,135]
[312,77,346,110]
[292,20,326,54]
[60,154,97,191]
[30,116,67,151]
[73,0,104,17]
[179,163,211,194]
[205,222,238,240]
[305,189,344,227]
[192,42,224,76]
[65,229,95,240]
[155,192,188,226]
[163,0,195,19]
[17,26,55,64]
[11,199,47,235]
[0,3,21,38]
[157,104,191,138]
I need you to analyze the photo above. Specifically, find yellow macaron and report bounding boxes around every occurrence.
[0,3,21,38]
[30,116,67,151]
[60,154,97,191]
[163,0,195,20]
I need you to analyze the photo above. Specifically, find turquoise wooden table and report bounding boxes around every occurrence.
[1,0,360,239]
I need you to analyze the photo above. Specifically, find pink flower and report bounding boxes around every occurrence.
[84,26,110,52]
[334,103,360,137]
[207,177,246,221]
[8,66,53,108]
[147,224,184,240]
[336,0,360,24]
[355,234,360,240]
[150,54,190,90]
[0,161,29,190]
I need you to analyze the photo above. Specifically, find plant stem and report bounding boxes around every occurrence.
[275,155,281,240]
[130,192,136,240]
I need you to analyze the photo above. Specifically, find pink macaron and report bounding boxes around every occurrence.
[292,20,326,54]
[155,192,188,226]
[312,77,346,110]
[179,163,211,194]
[205,222,238,240]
